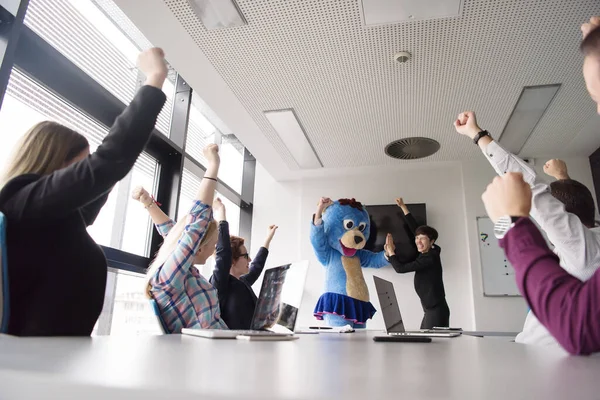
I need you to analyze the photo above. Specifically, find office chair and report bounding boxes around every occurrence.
[149,298,168,334]
[0,212,9,333]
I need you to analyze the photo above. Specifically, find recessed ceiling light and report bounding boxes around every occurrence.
[498,84,561,154]
[187,0,246,30]
[264,109,323,169]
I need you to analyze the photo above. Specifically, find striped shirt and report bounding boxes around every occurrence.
[149,200,227,333]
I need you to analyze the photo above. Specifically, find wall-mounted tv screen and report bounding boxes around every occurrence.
[364,203,427,263]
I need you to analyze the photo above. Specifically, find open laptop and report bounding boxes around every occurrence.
[182,261,309,339]
[373,276,461,338]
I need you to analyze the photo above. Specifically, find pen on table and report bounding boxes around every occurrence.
[309,326,333,330]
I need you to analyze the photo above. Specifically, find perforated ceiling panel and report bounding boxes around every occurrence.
[164,0,600,169]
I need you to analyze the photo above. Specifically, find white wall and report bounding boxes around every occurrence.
[461,158,527,331]
[250,165,302,266]
[251,154,596,332]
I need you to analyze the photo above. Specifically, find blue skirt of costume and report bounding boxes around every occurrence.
[313,292,376,325]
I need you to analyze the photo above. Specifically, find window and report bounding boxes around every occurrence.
[0,0,256,336]
[178,167,201,219]
[0,67,108,179]
[25,0,138,104]
[0,77,50,171]
[121,155,159,256]
[24,0,175,135]
[0,68,108,154]
[110,271,161,335]
[93,269,162,336]
[0,68,158,257]
[219,135,245,194]
[186,94,218,167]
[185,94,244,193]
[217,193,241,236]
[88,153,159,257]
[178,167,241,236]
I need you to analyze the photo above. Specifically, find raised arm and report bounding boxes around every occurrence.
[210,198,234,297]
[310,197,334,265]
[131,186,174,238]
[243,225,277,285]
[454,111,593,276]
[454,111,537,185]
[153,203,213,292]
[2,49,168,221]
[152,145,220,291]
[543,159,570,181]
[384,233,432,273]
[395,197,418,235]
[358,249,389,269]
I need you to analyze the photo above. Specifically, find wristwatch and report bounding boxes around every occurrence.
[473,130,489,145]
[493,216,520,239]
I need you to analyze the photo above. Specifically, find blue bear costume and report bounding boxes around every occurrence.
[311,198,389,328]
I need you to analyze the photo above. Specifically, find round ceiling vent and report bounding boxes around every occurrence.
[385,137,440,160]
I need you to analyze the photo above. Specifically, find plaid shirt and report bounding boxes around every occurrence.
[149,200,227,333]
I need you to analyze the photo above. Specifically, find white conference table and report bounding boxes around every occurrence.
[1,331,599,400]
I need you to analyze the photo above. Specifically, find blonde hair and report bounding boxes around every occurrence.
[1,121,89,187]
[145,218,218,298]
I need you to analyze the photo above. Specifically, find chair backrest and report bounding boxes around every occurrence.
[0,212,9,333]
[149,298,168,334]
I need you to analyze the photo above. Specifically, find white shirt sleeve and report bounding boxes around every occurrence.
[482,141,597,280]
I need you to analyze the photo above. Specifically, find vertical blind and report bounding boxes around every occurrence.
[24,0,174,135]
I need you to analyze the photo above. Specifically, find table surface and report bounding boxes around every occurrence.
[1,331,599,400]
[461,330,520,337]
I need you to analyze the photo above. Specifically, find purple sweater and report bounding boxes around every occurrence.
[500,218,600,355]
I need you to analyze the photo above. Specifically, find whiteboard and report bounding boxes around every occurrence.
[477,216,520,296]
[477,216,553,296]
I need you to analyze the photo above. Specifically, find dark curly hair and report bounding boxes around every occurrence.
[338,198,364,210]
[550,179,595,228]
[230,236,247,261]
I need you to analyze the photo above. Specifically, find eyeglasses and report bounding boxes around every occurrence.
[239,253,250,260]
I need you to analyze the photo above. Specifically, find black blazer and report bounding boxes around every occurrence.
[209,221,269,329]
[0,86,166,336]
[388,213,447,310]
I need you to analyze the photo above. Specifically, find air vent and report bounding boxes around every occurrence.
[385,137,440,160]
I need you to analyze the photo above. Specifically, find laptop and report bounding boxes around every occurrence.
[182,261,309,339]
[373,276,461,338]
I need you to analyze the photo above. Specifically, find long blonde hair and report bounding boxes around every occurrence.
[145,217,218,298]
[1,121,89,187]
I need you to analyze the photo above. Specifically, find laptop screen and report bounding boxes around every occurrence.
[251,261,308,332]
[373,276,406,333]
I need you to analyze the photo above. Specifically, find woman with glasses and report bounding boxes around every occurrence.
[209,198,278,329]
[133,187,277,330]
